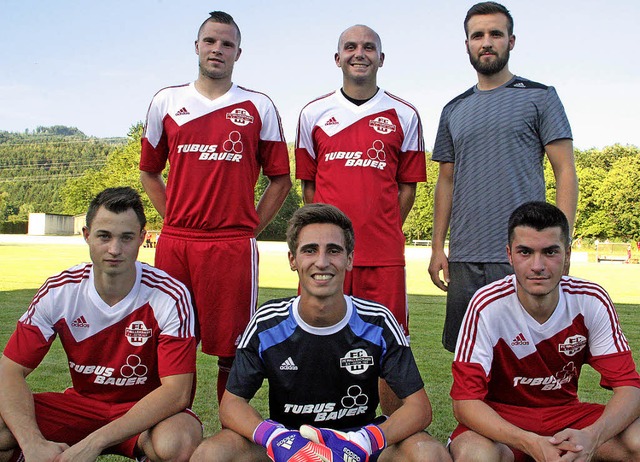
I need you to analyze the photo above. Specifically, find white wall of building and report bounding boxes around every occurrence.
[28,213,74,235]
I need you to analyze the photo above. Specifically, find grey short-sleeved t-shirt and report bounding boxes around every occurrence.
[432,76,572,262]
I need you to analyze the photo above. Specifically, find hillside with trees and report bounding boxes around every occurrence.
[0,127,124,225]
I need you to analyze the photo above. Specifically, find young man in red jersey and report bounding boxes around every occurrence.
[0,187,201,461]
[450,202,640,461]
[140,11,291,402]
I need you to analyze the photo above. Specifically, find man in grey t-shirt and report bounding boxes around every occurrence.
[429,1,578,352]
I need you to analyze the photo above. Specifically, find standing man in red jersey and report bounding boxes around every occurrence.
[140,11,291,402]
[295,24,426,413]
[295,24,425,347]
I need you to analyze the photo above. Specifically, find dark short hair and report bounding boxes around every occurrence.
[197,11,241,45]
[464,1,514,36]
[286,204,355,256]
[86,187,146,230]
[508,202,570,248]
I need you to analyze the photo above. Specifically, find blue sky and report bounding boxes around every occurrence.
[1,0,638,150]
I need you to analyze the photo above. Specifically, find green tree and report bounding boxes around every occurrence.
[573,163,607,239]
[593,155,640,241]
[569,144,639,240]
[34,125,85,137]
[61,123,162,225]
[403,157,438,242]
[254,145,302,240]
[575,144,639,171]
[254,172,301,241]
[0,191,9,221]
[7,203,36,222]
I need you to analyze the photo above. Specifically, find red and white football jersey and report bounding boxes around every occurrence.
[452,275,640,407]
[140,83,289,236]
[295,89,426,266]
[3,262,196,404]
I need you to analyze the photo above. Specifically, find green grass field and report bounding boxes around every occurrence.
[0,240,639,459]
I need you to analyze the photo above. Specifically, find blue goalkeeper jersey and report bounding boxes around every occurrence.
[227,295,424,429]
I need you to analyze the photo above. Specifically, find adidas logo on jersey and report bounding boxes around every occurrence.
[280,357,298,371]
[513,82,526,88]
[325,116,339,126]
[175,107,190,116]
[71,316,89,328]
[511,332,529,346]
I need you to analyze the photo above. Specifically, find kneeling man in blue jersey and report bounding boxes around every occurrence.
[450,202,640,461]
[191,203,450,461]
[0,187,202,461]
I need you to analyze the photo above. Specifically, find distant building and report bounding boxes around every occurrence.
[74,214,86,235]
[28,213,74,235]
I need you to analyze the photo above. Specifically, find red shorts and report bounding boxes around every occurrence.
[344,266,408,336]
[33,390,142,457]
[450,401,604,462]
[155,233,258,356]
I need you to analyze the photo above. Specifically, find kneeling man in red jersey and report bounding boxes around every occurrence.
[0,187,202,461]
[450,201,640,461]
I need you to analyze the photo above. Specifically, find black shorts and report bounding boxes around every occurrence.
[442,261,512,352]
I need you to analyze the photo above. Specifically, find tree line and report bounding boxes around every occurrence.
[0,128,123,225]
[1,125,638,242]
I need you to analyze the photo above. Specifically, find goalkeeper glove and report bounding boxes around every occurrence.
[299,424,386,461]
[253,419,330,462]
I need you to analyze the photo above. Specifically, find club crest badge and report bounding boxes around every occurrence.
[558,335,587,357]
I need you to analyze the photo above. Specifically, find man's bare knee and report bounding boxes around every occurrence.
[142,413,202,462]
[450,431,513,462]
[379,432,451,462]
[621,417,640,455]
[598,417,640,460]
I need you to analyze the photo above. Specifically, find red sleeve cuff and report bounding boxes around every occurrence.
[157,336,196,377]
[590,351,640,390]
[451,361,489,400]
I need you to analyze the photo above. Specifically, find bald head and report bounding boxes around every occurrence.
[337,25,382,53]
[334,24,384,96]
